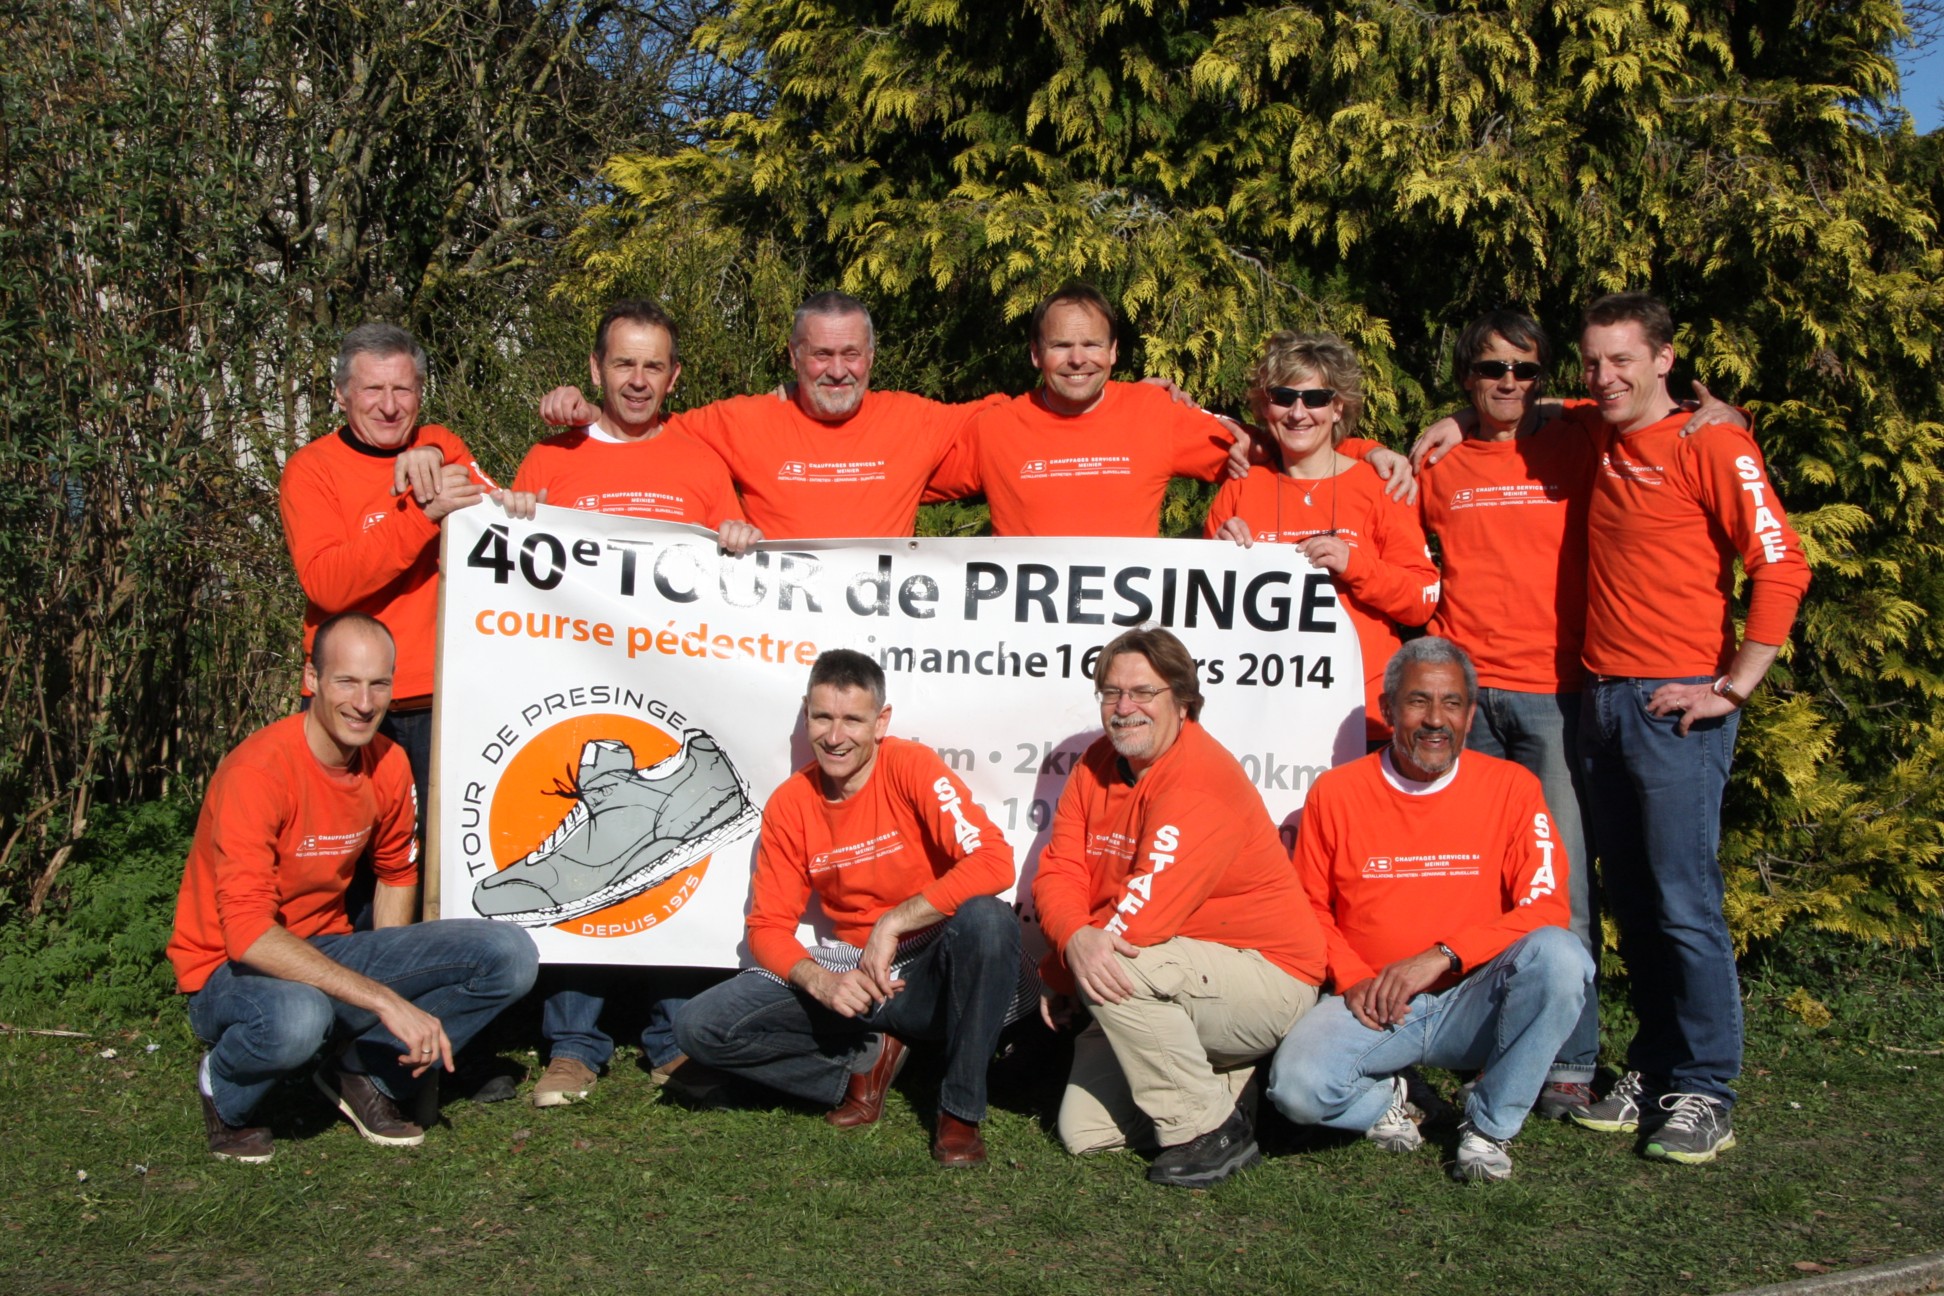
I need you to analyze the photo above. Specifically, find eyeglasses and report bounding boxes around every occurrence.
[1095,685,1172,705]
[1468,360,1544,381]
[1264,386,1335,409]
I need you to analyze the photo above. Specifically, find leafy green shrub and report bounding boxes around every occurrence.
[0,799,195,1024]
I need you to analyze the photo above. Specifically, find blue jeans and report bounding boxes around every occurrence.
[674,897,1020,1122]
[1464,686,1598,1083]
[1581,676,1743,1106]
[188,919,538,1127]
[1266,927,1591,1142]
[542,967,729,1070]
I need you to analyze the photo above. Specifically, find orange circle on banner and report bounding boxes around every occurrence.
[487,714,713,936]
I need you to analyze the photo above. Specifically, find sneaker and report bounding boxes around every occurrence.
[1453,1120,1514,1182]
[533,1056,599,1108]
[1642,1093,1736,1164]
[1147,1103,1262,1188]
[1365,1076,1424,1152]
[199,1089,274,1164]
[313,1064,425,1147]
[1571,1070,1648,1133]
[1535,1080,1597,1121]
[473,730,760,927]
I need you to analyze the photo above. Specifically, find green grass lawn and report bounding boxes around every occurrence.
[4,959,1941,1296]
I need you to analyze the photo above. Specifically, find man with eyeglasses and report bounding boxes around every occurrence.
[1033,627,1327,1188]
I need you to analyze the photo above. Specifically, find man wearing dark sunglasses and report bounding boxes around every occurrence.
[1412,310,1605,1123]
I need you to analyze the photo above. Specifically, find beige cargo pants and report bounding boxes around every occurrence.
[1057,935,1319,1153]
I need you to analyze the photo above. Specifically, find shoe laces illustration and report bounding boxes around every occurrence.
[473,729,758,927]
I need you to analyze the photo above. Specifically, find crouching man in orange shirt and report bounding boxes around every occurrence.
[167,614,539,1162]
[1264,637,1590,1182]
[1034,628,1328,1189]
[674,650,1029,1166]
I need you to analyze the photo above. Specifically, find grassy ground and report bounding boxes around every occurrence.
[4,955,1941,1296]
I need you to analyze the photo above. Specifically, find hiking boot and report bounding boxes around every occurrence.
[1570,1070,1648,1133]
[1453,1120,1514,1182]
[533,1056,599,1108]
[200,1089,274,1164]
[1147,1103,1262,1188]
[1535,1080,1597,1121]
[313,1064,425,1147]
[1642,1093,1737,1165]
[1365,1076,1424,1152]
[473,730,759,927]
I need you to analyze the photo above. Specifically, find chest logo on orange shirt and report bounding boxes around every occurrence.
[1017,455,1131,480]
[1358,852,1481,880]
[1445,483,1566,511]
[808,831,907,876]
[296,828,370,859]
[1600,451,1665,486]
[362,510,388,531]
[776,459,887,484]
[464,712,758,939]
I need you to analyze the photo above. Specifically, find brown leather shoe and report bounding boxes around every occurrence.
[931,1111,987,1167]
[200,1090,274,1163]
[313,1063,426,1147]
[825,1034,908,1128]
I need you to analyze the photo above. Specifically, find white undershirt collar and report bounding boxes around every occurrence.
[1379,747,1460,796]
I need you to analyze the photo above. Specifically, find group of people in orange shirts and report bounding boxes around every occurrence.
[167,282,1807,1186]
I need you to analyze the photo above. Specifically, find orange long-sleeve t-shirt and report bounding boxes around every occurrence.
[1294,750,1570,992]
[666,391,997,539]
[511,424,745,527]
[930,382,1236,537]
[1204,464,1440,740]
[1032,720,1327,993]
[167,715,419,993]
[1582,409,1810,677]
[1417,422,1598,693]
[745,736,1016,978]
[278,424,472,700]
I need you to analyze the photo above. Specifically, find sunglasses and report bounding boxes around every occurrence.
[1469,360,1544,381]
[1265,386,1336,409]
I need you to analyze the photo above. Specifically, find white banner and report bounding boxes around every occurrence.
[433,504,1364,966]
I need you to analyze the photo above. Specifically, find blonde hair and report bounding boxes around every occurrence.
[1249,331,1365,442]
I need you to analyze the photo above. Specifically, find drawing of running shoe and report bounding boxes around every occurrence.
[473,729,759,927]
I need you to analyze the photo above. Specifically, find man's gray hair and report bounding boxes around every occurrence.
[1382,636,1478,704]
[790,290,876,351]
[333,322,428,391]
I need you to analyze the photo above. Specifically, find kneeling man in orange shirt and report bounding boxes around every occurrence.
[675,650,1028,1166]
[1265,636,1590,1182]
[1034,628,1328,1188]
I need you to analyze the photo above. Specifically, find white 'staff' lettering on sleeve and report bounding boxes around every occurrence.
[932,776,983,853]
[1104,824,1178,936]
[1736,454,1790,565]
[1521,811,1558,908]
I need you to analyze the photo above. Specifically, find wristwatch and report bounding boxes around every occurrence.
[1435,942,1463,975]
[1711,676,1748,707]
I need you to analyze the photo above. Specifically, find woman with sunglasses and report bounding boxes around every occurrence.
[1206,332,1438,746]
